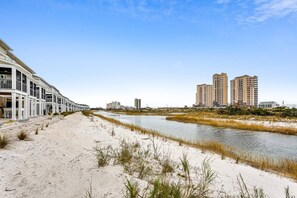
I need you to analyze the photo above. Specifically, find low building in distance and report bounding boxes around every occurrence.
[195,84,213,107]
[106,101,121,110]
[230,75,258,107]
[134,98,141,110]
[259,101,279,109]
[213,73,228,107]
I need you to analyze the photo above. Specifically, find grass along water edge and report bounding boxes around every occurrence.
[82,110,297,181]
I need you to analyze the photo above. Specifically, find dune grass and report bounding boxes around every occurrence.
[17,130,29,140]
[87,112,297,181]
[0,134,10,149]
[166,114,297,135]
[61,111,75,117]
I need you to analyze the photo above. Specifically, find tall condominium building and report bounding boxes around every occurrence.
[230,75,258,107]
[212,73,228,107]
[195,84,213,107]
[134,98,141,110]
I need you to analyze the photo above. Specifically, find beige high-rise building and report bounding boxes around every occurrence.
[212,73,228,107]
[230,75,258,107]
[196,84,213,107]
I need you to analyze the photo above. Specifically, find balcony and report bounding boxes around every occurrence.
[0,79,12,89]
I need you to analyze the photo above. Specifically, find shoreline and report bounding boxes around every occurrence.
[166,114,297,135]
[0,112,296,197]
[93,112,297,181]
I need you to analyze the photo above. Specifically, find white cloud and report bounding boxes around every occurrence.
[216,0,230,4]
[250,0,297,22]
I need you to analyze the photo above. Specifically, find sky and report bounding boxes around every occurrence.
[1,0,297,108]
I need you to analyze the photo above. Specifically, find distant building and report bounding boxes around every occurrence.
[106,101,121,110]
[134,98,141,110]
[195,84,213,107]
[213,73,228,107]
[230,75,258,107]
[259,101,279,109]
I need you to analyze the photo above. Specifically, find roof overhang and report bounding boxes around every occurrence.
[7,51,35,74]
[0,39,12,51]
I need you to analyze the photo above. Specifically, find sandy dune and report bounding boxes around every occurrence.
[0,112,296,197]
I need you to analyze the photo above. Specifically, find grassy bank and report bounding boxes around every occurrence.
[82,110,297,181]
[166,114,297,136]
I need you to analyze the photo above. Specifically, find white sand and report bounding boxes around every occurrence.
[0,112,296,198]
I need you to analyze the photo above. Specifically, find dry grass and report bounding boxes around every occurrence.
[91,112,297,181]
[82,110,94,117]
[3,120,15,125]
[166,115,297,135]
[17,131,29,140]
[0,134,10,149]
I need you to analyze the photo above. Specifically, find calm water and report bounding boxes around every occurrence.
[97,111,297,160]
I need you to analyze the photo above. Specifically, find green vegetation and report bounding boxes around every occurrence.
[217,106,273,116]
[95,146,111,167]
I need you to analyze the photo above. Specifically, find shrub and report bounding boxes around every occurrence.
[180,154,190,180]
[0,134,10,148]
[116,142,133,165]
[95,146,111,167]
[124,180,140,198]
[61,111,75,117]
[149,179,182,198]
[17,131,28,140]
[82,110,93,117]
[161,159,174,174]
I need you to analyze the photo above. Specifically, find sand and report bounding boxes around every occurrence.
[0,112,296,197]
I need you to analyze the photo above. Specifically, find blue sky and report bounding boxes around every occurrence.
[1,0,297,108]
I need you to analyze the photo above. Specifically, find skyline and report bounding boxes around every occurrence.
[1,0,297,107]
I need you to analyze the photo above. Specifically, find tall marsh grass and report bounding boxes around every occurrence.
[0,134,10,149]
[90,112,297,181]
[166,114,297,135]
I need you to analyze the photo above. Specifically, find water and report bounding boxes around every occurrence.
[97,111,297,160]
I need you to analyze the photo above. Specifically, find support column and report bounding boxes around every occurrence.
[24,96,28,119]
[11,92,16,120]
[12,67,16,90]
[18,94,22,120]
[34,99,37,117]
[39,88,42,116]
[30,98,33,117]
[52,102,55,114]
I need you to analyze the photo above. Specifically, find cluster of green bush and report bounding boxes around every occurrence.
[216,106,274,116]
[216,106,297,118]
[279,108,297,118]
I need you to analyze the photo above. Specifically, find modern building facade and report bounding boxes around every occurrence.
[230,75,258,107]
[195,84,213,107]
[0,39,89,120]
[212,73,228,107]
[134,98,141,110]
[106,101,121,110]
[259,101,279,109]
